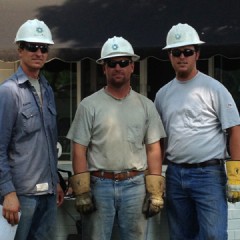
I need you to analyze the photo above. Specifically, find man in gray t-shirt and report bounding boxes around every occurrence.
[155,23,240,240]
[67,36,166,240]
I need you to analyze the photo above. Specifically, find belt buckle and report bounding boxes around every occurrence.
[113,172,129,181]
[113,173,119,181]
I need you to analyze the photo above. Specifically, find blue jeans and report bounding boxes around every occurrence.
[166,163,228,240]
[15,194,57,240]
[82,174,147,240]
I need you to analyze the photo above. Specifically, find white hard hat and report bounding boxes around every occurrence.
[15,19,54,45]
[96,36,140,64]
[163,23,205,50]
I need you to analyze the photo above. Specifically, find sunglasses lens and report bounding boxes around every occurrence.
[24,43,48,53]
[171,49,181,57]
[171,49,195,57]
[107,60,131,68]
[183,49,195,57]
[107,61,117,68]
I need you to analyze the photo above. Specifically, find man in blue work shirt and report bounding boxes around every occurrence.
[0,19,64,240]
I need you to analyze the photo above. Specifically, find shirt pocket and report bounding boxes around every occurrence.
[21,106,41,134]
[127,125,144,152]
[183,107,204,130]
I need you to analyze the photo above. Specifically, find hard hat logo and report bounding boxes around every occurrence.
[175,34,181,40]
[96,36,140,64]
[163,23,205,50]
[36,27,43,34]
[112,44,118,50]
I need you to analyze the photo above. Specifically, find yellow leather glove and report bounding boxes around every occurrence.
[226,160,240,203]
[142,175,165,218]
[70,172,96,214]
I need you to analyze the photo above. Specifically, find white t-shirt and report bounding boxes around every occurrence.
[67,88,166,171]
[154,71,240,164]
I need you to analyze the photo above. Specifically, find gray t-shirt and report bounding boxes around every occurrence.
[154,71,240,164]
[67,88,166,171]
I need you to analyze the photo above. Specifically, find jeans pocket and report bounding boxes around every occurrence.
[129,174,145,185]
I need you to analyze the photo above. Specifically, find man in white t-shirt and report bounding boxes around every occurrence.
[67,36,166,240]
[154,23,240,240]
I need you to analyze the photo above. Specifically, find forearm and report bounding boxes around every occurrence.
[146,141,162,175]
[228,125,240,160]
[72,142,88,174]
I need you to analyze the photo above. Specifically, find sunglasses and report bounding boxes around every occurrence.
[106,60,132,68]
[170,49,195,57]
[22,43,49,53]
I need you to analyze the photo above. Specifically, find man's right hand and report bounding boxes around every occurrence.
[3,192,20,225]
[70,172,96,214]
[75,192,96,214]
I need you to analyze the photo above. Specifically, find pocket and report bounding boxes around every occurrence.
[184,107,203,129]
[21,107,41,133]
[128,174,145,185]
[127,125,144,152]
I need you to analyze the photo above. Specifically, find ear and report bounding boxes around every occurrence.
[102,65,106,75]
[18,47,23,57]
[195,51,200,60]
[131,62,134,73]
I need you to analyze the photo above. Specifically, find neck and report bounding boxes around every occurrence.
[21,65,40,79]
[105,85,131,100]
[176,69,198,81]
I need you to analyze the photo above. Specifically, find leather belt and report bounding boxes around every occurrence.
[91,170,143,181]
[168,159,224,168]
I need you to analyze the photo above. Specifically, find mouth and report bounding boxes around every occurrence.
[32,59,44,63]
[113,72,124,77]
[177,61,187,65]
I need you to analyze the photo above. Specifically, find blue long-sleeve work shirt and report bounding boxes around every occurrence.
[0,67,58,197]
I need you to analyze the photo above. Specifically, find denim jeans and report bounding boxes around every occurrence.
[82,174,147,240]
[15,194,57,240]
[166,163,228,240]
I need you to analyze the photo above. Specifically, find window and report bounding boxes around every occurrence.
[42,59,77,161]
[214,56,240,112]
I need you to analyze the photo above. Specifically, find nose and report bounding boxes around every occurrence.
[35,48,43,54]
[179,52,185,58]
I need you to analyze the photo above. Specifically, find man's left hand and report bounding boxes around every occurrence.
[142,175,165,218]
[57,183,64,207]
[226,160,240,203]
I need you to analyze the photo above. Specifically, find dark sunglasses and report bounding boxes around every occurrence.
[106,59,132,68]
[21,43,49,53]
[170,49,195,57]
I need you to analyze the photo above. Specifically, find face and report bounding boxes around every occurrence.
[103,57,134,88]
[18,42,49,75]
[169,45,199,80]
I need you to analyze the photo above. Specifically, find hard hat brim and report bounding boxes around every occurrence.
[15,37,54,45]
[96,53,140,64]
[163,40,205,50]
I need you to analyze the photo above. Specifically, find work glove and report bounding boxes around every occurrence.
[142,175,165,218]
[226,160,240,203]
[70,172,96,214]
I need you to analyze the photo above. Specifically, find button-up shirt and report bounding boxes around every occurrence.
[0,66,58,197]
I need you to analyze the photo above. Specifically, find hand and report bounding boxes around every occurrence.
[142,192,164,218]
[57,183,64,207]
[70,172,96,214]
[142,175,165,218]
[226,160,240,203]
[3,192,20,225]
[75,192,96,214]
